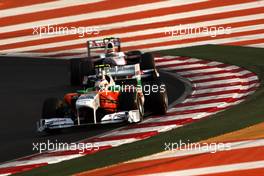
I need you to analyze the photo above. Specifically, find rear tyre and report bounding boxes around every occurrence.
[70,59,81,86]
[140,53,156,70]
[126,50,142,64]
[70,59,94,86]
[126,50,142,56]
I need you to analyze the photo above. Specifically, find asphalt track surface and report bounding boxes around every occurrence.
[0,56,185,163]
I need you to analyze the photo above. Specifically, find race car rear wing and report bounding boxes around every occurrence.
[87,37,121,57]
[83,64,142,90]
[95,64,141,79]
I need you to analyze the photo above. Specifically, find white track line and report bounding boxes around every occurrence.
[0,0,207,33]
[140,33,264,54]
[102,125,177,137]
[135,139,264,162]
[2,23,263,55]
[144,161,264,176]
[248,43,264,48]
[0,154,83,168]
[0,0,105,18]
[184,91,255,103]
[1,12,263,47]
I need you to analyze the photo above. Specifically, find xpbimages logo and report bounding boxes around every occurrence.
[164,140,231,153]
[165,24,232,38]
[32,140,99,153]
[98,84,166,96]
[32,25,100,37]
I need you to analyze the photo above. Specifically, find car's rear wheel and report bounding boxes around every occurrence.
[125,50,142,64]
[70,59,94,86]
[126,50,142,56]
[70,59,81,86]
[140,52,156,70]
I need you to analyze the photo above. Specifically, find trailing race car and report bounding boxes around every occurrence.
[37,64,168,133]
[70,37,157,86]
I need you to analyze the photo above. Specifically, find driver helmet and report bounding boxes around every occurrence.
[105,42,115,54]
[95,75,111,90]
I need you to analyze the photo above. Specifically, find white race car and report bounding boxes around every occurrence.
[70,37,157,86]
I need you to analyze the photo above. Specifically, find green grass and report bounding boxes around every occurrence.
[16,45,264,176]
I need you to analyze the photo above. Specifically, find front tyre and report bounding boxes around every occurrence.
[119,92,144,122]
[41,98,65,133]
[42,98,65,118]
[143,79,168,115]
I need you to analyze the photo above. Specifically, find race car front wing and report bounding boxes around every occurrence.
[37,110,141,132]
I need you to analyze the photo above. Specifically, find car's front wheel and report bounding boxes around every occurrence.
[41,98,65,133]
[143,79,168,115]
[119,92,144,122]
